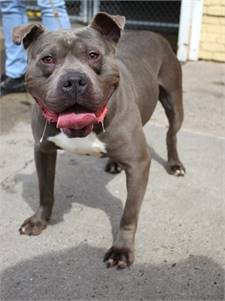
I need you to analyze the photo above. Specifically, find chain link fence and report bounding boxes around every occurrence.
[94,1,181,32]
[25,0,181,33]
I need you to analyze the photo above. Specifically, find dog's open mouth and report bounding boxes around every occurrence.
[33,86,114,138]
[56,104,107,137]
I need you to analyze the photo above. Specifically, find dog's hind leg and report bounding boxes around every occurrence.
[158,61,185,176]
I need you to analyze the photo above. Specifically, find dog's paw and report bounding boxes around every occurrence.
[105,160,122,174]
[103,246,134,269]
[19,216,48,235]
[167,160,185,177]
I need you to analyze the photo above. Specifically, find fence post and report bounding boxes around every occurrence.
[177,0,203,62]
[189,0,203,60]
[177,0,193,62]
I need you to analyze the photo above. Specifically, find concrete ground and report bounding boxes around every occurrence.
[0,61,225,300]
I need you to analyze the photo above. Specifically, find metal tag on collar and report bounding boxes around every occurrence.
[101,120,105,133]
[40,120,48,143]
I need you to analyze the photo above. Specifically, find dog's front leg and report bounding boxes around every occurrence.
[19,145,57,235]
[104,151,151,269]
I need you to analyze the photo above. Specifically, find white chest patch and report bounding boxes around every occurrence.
[47,132,106,157]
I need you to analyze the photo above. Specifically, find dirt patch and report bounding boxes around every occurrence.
[0,93,33,135]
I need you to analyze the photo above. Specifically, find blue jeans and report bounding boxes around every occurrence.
[0,0,71,78]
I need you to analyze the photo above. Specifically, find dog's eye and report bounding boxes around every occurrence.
[88,51,100,60]
[41,56,55,64]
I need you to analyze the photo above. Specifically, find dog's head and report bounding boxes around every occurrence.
[13,12,125,136]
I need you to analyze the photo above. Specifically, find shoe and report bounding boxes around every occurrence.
[1,73,7,81]
[0,75,26,96]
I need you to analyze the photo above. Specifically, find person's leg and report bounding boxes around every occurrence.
[0,0,27,78]
[37,0,71,30]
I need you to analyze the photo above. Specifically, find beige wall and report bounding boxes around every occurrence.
[199,0,225,62]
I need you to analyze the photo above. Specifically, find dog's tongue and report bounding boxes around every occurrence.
[56,106,108,131]
[57,112,96,129]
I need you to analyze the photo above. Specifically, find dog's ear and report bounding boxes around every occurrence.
[90,12,126,43]
[12,23,45,49]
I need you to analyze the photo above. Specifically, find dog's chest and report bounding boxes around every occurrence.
[48,132,106,157]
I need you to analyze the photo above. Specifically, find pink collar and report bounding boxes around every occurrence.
[34,98,58,123]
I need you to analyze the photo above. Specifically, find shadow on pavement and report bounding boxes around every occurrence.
[149,145,167,169]
[15,153,123,240]
[1,245,224,300]
[13,142,168,240]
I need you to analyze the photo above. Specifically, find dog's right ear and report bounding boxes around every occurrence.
[12,23,45,49]
[90,12,126,43]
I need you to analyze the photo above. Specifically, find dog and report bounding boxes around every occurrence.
[13,12,185,269]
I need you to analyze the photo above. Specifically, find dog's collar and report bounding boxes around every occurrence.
[34,98,58,123]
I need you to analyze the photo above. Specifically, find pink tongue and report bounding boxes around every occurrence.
[57,112,96,129]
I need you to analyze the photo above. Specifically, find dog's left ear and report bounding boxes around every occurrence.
[12,23,45,49]
[90,12,126,43]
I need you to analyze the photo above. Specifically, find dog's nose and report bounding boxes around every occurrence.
[61,72,88,96]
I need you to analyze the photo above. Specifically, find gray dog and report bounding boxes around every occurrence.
[13,12,185,269]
